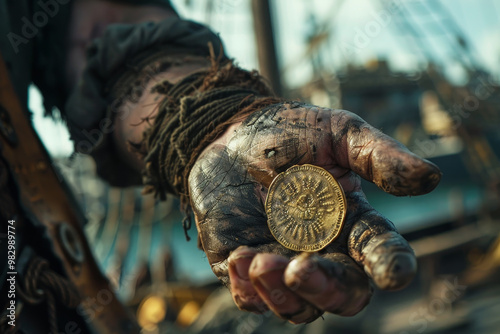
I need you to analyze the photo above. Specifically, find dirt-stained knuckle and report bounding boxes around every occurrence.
[347,210,397,261]
[362,231,413,257]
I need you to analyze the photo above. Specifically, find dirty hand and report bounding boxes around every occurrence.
[188,102,441,323]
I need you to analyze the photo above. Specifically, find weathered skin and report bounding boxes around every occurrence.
[188,102,441,323]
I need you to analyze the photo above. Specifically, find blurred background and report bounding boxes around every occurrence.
[31,0,500,333]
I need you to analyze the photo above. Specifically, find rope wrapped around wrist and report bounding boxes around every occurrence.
[139,60,280,240]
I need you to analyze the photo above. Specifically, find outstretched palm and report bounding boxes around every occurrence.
[189,102,440,323]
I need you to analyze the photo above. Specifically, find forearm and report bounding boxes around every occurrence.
[113,62,210,174]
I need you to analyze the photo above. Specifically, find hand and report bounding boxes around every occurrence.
[188,102,441,323]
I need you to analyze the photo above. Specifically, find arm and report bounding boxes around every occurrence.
[112,62,440,323]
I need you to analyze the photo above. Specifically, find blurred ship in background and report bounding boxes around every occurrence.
[42,0,500,333]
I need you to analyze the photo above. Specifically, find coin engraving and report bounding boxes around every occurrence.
[265,164,347,252]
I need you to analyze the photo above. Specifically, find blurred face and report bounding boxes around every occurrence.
[64,0,176,89]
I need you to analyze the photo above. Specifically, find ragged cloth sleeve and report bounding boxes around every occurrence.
[65,16,228,186]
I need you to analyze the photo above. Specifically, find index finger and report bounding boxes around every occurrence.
[330,110,441,196]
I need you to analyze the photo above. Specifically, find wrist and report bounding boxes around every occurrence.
[139,61,280,204]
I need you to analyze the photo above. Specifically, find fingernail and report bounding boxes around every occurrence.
[390,252,417,282]
[229,247,257,280]
[423,172,442,193]
[376,252,417,290]
[233,255,253,280]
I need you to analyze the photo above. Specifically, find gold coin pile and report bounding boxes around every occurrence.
[265,164,346,252]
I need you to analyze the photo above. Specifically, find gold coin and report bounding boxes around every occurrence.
[265,164,347,252]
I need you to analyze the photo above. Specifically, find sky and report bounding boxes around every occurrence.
[33,0,500,156]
